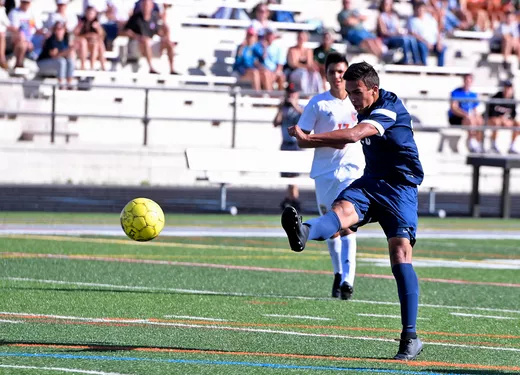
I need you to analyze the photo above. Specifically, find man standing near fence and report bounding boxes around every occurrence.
[293,52,365,300]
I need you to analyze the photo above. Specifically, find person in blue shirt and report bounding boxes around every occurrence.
[448,73,484,153]
[233,27,262,91]
[281,61,424,361]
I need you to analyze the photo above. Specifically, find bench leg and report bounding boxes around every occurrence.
[470,165,480,217]
[500,168,511,219]
[219,183,227,212]
[428,187,436,215]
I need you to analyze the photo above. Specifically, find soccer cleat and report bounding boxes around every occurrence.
[331,273,342,298]
[394,337,423,361]
[339,282,354,300]
[281,206,309,252]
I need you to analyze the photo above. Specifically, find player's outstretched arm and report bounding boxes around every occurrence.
[289,122,378,147]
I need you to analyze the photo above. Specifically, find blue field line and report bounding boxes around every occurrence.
[0,352,478,375]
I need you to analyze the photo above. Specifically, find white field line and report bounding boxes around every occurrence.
[0,319,23,323]
[451,312,518,320]
[262,314,333,321]
[2,311,520,353]
[0,364,130,375]
[357,314,430,320]
[4,277,520,315]
[163,315,229,322]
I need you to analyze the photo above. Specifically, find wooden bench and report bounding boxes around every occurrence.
[185,147,314,214]
[437,127,465,153]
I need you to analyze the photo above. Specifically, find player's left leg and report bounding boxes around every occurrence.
[375,181,422,360]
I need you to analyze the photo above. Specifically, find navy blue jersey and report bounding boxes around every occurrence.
[357,89,424,186]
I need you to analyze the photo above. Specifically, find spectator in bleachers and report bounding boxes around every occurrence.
[486,80,520,154]
[250,2,273,39]
[286,31,323,95]
[448,73,484,153]
[273,82,304,211]
[313,30,336,88]
[8,0,46,68]
[37,21,75,89]
[407,2,446,66]
[493,11,519,72]
[377,0,420,64]
[212,6,250,21]
[255,28,285,91]
[233,26,261,91]
[465,0,491,30]
[267,0,295,23]
[45,0,78,35]
[429,0,471,33]
[337,0,385,59]
[124,0,177,74]
[74,6,107,70]
[0,0,12,69]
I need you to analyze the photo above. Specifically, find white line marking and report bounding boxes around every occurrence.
[0,319,23,323]
[0,364,130,375]
[451,312,517,320]
[163,315,229,322]
[4,277,520,315]
[263,314,333,321]
[2,311,519,353]
[357,314,430,320]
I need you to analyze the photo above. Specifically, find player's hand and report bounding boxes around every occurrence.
[288,125,307,141]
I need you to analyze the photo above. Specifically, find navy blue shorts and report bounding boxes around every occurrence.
[334,177,418,246]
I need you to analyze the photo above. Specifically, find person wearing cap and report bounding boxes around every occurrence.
[233,27,262,91]
[486,80,520,154]
[273,82,304,211]
[7,0,46,67]
[45,0,77,37]
[254,27,285,91]
[37,21,75,89]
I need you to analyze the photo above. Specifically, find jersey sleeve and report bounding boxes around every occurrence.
[360,103,397,136]
[297,99,318,133]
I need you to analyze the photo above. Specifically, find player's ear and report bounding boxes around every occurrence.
[371,85,379,98]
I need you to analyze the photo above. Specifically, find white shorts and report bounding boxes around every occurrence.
[314,166,358,216]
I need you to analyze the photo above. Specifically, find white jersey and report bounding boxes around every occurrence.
[298,91,365,179]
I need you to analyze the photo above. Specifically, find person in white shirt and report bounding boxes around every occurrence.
[407,2,446,67]
[496,11,520,71]
[0,0,14,69]
[294,52,365,300]
[45,0,78,34]
[8,0,45,67]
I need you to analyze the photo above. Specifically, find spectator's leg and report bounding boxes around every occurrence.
[435,44,446,67]
[138,37,156,73]
[502,35,513,68]
[488,116,502,153]
[289,68,307,93]
[242,68,261,91]
[408,37,421,65]
[511,121,520,153]
[97,36,107,71]
[76,37,87,70]
[37,58,64,85]
[462,115,481,152]
[259,68,274,91]
[275,70,286,91]
[360,38,383,58]
[12,33,28,68]
[0,32,7,69]
[160,37,176,74]
[87,38,99,70]
[66,53,75,87]
[416,41,429,65]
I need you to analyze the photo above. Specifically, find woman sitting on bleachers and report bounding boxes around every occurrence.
[377,0,420,65]
[233,27,262,91]
[37,21,75,90]
[74,6,106,70]
[285,31,323,95]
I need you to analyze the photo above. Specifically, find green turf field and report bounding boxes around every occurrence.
[1,213,519,374]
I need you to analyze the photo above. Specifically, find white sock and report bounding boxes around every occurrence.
[341,234,357,287]
[468,138,480,151]
[326,236,342,275]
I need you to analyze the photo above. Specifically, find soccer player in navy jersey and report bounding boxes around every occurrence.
[282,61,424,360]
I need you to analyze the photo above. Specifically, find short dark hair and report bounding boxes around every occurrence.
[324,52,349,73]
[343,61,379,89]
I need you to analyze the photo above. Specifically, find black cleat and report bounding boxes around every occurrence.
[339,282,354,300]
[394,337,423,360]
[332,273,342,298]
[281,206,309,252]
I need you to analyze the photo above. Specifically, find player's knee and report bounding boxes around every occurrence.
[331,201,358,228]
[388,237,413,265]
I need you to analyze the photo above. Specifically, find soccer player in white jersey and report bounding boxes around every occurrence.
[295,52,365,299]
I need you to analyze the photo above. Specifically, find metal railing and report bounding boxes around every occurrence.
[0,79,518,147]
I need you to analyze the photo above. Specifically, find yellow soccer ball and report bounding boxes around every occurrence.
[120,198,165,241]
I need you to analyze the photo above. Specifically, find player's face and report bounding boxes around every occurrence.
[345,79,378,113]
[326,62,348,91]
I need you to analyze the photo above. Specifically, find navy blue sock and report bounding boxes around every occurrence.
[392,263,419,340]
[305,211,341,241]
